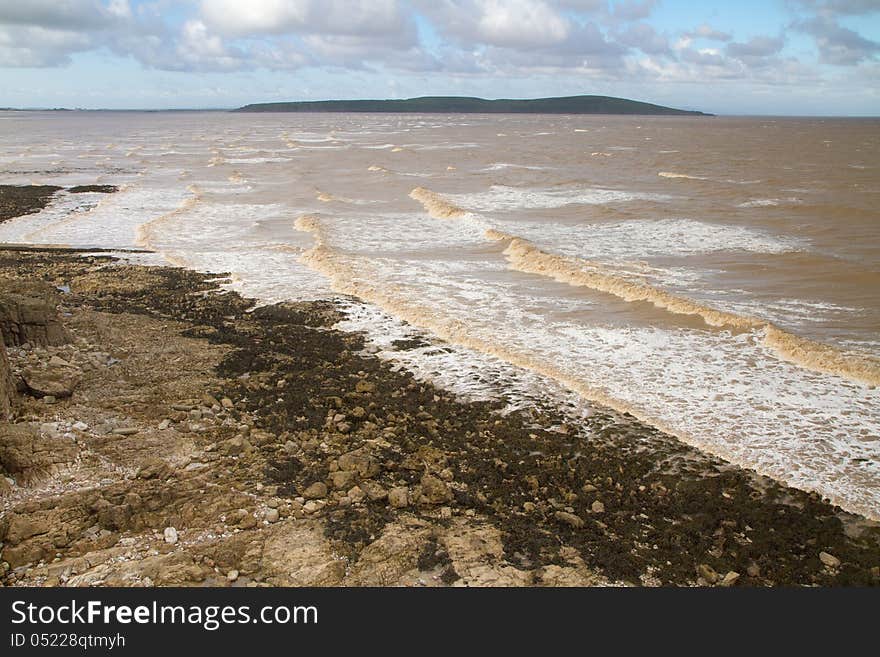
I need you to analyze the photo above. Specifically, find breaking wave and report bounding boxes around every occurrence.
[134,185,203,251]
[409,187,470,219]
[486,231,880,386]
[407,185,880,386]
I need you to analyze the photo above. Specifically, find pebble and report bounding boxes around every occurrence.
[163,527,179,545]
[819,551,841,568]
[591,500,605,513]
[388,487,409,508]
[303,482,328,499]
[221,397,234,409]
[720,571,740,587]
[227,570,239,582]
[265,508,280,523]
[113,427,139,436]
[555,511,585,529]
[158,419,171,430]
[697,564,718,584]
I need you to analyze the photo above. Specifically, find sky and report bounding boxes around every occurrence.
[0,0,879,115]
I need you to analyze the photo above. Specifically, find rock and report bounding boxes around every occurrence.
[227,569,239,582]
[351,406,366,419]
[265,508,280,523]
[21,363,81,399]
[303,482,328,499]
[112,427,139,436]
[590,500,605,513]
[303,501,321,514]
[523,502,536,513]
[221,397,234,409]
[72,421,88,431]
[201,394,220,407]
[42,396,56,404]
[355,380,375,394]
[158,419,171,430]
[0,342,14,418]
[0,281,70,347]
[347,485,366,503]
[329,470,357,490]
[819,551,841,568]
[219,436,252,456]
[238,514,257,529]
[136,458,171,480]
[48,355,72,368]
[720,571,740,587]
[337,449,381,478]
[420,474,453,505]
[388,486,409,508]
[163,527,179,545]
[697,563,719,584]
[359,480,387,501]
[555,511,585,529]
[0,422,78,484]
[746,562,761,578]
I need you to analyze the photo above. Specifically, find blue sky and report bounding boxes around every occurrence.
[0,0,878,115]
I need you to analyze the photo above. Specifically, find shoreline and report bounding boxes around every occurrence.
[1,244,879,586]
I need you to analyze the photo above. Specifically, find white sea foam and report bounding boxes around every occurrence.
[737,197,803,208]
[490,217,805,260]
[452,185,671,211]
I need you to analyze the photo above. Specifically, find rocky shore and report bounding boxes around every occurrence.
[0,188,878,587]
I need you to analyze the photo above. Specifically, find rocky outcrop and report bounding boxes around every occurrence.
[0,422,79,486]
[0,341,13,418]
[0,281,69,348]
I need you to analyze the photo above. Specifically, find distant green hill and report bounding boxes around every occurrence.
[234,95,711,116]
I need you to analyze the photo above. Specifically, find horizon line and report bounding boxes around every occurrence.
[1,107,878,118]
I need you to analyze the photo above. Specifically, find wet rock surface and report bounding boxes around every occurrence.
[0,244,877,587]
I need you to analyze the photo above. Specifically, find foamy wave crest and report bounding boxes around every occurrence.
[486,231,880,386]
[451,185,669,211]
[409,187,469,219]
[658,171,708,180]
[737,197,802,208]
[134,185,202,251]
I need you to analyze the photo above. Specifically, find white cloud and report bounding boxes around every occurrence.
[199,0,410,38]
[474,0,570,47]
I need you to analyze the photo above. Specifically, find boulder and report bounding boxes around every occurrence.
[21,362,82,399]
[0,281,69,348]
